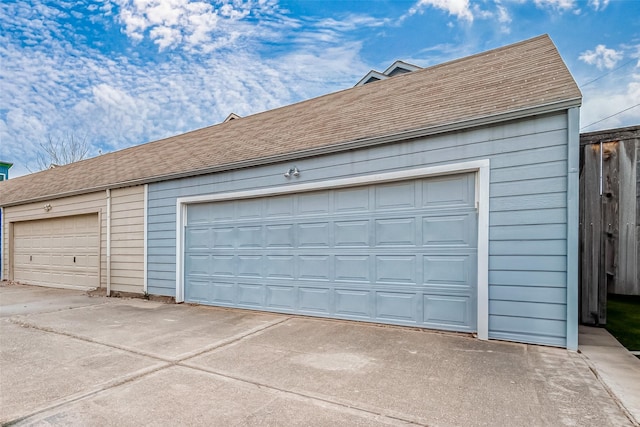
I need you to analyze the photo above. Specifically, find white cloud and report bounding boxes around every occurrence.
[579,44,624,70]
[533,0,576,11]
[111,0,277,52]
[403,0,474,23]
[0,0,370,176]
[581,73,640,131]
[588,0,610,11]
[315,15,389,32]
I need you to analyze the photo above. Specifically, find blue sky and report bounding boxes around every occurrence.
[1,0,639,178]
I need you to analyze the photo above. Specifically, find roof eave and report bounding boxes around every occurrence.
[0,97,581,208]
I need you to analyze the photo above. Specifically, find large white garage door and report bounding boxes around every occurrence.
[13,214,100,289]
[185,173,478,332]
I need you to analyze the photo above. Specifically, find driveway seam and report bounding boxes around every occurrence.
[0,299,110,319]
[8,315,291,363]
[3,362,171,426]
[179,362,427,426]
[7,317,176,362]
[3,316,296,425]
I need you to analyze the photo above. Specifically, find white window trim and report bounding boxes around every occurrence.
[176,159,490,340]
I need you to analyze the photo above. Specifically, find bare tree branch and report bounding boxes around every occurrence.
[30,133,91,171]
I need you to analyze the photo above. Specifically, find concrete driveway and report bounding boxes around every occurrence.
[0,282,634,426]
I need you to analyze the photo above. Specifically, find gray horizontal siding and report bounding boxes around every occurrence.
[490,285,567,303]
[147,111,570,346]
[490,316,566,347]
[490,270,566,287]
[490,224,567,240]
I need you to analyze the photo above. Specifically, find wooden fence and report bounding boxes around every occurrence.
[579,126,639,325]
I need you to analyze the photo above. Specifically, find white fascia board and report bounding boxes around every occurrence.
[175,159,491,339]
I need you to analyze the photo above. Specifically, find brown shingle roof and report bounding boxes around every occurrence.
[0,35,581,206]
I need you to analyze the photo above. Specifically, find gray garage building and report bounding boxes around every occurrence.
[0,35,582,349]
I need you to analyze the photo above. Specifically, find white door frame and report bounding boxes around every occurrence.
[176,159,490,340]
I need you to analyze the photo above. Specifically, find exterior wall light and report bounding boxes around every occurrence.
[43,203,52,212]
[284,167,300,178]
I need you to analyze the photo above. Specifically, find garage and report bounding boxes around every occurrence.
[184,172,478,332]
[12,214,99,289]
[1,35,582,347]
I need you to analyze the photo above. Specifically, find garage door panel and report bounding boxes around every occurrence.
[238,283,264,306]
[299,255,330,281]
[238,226,262,248]
[185,227,209,250]
[237,199,262,219]
[375,255,417,284]
[186,279,211,303]
[266,285,296,309]
[299,287,331,313]
[375,218,416,246]
[185,173,478,332]
[424,295,472,328]
[266,195,294,217]
[423,213,477,246]
[212,282,235,304]
[211,255,234,276]
[298,192,329,215]
[424,255,474,285]
[266,224,294,248]
[335,289,372,318]
[212,227,234,248]
[376,292,419,322]
[238,255,262,277]
[375,181,416,210]
[334,221,369,247]
[266,255,294,279]
[335,255,370,282]
[13,214,99,289]
[185,254,210,275]
[334,187,370,212]
[423,174,475,208]
[298,223,330,247]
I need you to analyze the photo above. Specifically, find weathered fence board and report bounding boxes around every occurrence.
[579,126,639,325]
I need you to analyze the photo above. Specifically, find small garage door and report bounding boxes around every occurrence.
[185,173,478,332]
[13,214,99,289]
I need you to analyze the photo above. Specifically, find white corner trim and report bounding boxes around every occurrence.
[143,184,148,293]
[0,206,3,280]
[175,159,491,337]
[476,163,490,340]
[106,189,111,297]
[175,201,186,303]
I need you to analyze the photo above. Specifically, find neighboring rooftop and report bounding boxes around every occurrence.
[0,35,581,207]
